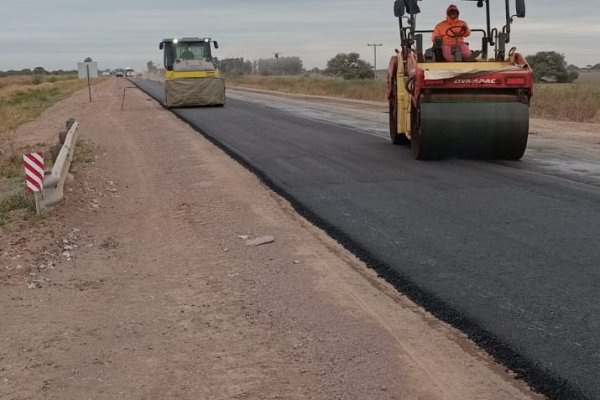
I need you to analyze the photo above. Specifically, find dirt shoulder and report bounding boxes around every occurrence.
[1,78,542,399]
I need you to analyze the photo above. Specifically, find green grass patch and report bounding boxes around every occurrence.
[0,191,35,225]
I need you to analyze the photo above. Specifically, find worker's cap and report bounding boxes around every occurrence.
[447,4,460,15]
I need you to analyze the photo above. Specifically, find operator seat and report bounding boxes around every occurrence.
[432,37,445,62]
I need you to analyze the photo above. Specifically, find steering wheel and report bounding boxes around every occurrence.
[446,25,467,38]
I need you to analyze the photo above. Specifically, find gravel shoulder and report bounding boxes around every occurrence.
[1,78,546,399]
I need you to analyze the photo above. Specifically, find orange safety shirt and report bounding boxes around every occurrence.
[432,17,471,46]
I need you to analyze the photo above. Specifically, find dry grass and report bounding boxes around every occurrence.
[0,74,80,94]
[0,75,33,91]
[0,75,105,136]
[574,71,600,85]
[228,74,600,123]
[530,71,600,122]
[531,83,600,123]
[227,75,388,102]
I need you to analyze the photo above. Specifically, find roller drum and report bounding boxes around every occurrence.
[164,77,226,108]
[413,101,529,160]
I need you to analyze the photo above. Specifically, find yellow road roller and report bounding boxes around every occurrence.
[159,37,225,108]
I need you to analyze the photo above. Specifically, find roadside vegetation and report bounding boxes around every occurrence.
[227,73,600,123]
[525,52,600,121]
[0,74,101,135]
[0,191,36,228]
[532,76,600,122]
[227,74,387,102]
[0,73,104,226]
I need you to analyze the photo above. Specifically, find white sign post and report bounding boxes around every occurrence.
[78,61,98,103]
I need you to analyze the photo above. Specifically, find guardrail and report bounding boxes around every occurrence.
[42,118,80,211]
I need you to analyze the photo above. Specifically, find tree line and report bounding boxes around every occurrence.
[217,56,305,76]
[216,51,595,83]
[0,67,77,77]
[4,51,596,83]
[214,53,375,80]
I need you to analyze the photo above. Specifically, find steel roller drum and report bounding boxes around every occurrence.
[413,101,529,160]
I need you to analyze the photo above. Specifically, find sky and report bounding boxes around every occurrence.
[0,0,598,72]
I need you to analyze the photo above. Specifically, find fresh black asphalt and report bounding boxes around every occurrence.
[133,79,600,400]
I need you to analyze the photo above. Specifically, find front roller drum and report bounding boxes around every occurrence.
[412,101,529,160]
[164,77,226,108]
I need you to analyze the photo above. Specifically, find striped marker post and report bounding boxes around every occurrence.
[23,152,46,214]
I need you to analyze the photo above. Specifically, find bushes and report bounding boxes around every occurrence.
[527,51,579,83]
[324,53,375,80]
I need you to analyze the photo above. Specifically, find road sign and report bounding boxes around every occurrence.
[23,152,44,192]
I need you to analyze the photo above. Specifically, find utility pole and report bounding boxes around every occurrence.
[367,43,382,79]
[274,52,281,75]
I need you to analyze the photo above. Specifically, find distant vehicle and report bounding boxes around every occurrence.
[125,67,134,77]
[115,69,124,77]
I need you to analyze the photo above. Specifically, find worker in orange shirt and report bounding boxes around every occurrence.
[432,4,481,62]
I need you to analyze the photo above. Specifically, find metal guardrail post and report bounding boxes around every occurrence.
[42,118,80,210]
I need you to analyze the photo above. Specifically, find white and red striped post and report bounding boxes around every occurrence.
[23,152,46,214]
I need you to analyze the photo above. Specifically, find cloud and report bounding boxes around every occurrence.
[0,0,598,71]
